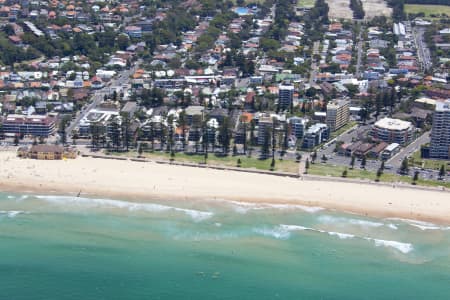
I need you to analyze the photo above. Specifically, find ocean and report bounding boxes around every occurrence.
[1,192,449,299]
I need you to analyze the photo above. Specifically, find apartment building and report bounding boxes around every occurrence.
[326,99,349,132]
[430,100,450,159]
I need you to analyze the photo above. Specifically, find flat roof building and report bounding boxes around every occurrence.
[2,114,56,137]
[288,117,308,139]
[326,99,349,132]
[278,83,295,111]
[302,123,329,149]
[430,100,450,159]
[371,118,414,145]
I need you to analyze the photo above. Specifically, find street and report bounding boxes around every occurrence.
[66,60,142,139]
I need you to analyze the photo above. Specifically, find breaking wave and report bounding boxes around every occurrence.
[228,201,324,214]
[35,195,213,222]
[386,218,450,231]
[0,210,25,218]
[254,224,413,254]
[318,215,385,228]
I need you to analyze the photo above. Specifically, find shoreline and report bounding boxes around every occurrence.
[1,151,449,225]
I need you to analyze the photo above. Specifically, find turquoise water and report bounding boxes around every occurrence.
[234,7,251,15]
[1,192,449,299]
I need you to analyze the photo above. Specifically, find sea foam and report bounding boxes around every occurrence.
[256,224,413,254]
[365,238,413,254]
[35,195,213,221]
[386,218,450,231]
[0,210,25,218]
[253,227,291,240]
[318,215,384,228]
[228,201,324,214]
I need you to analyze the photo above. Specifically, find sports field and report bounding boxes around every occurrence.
[405,4,450,17]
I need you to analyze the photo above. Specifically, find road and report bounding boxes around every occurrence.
[66,60,141,138]
[412,25,432,72]
[387,131,430,169]
[355,29,363,78]
[309,41,320,86]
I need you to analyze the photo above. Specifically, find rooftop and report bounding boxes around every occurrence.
[374,118,412,131]
[435,100,450,112]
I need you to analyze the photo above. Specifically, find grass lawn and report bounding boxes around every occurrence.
[307,163,450,189]
[330,121,358,140]
[404,4,450,17]
[409,150,450,171]
[109,150,300,173]
[297,0,315,7]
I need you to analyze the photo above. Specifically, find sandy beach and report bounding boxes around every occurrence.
[0,151,449,224]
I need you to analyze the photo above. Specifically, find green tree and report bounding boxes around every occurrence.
[121,113,131,152]
[400,158,409,175]
[261,128,271,159]
[350,155,355,169]
[117,34,130,51]
[311,151,318,163]
[218,117,231,155]
[305,158,310,174]
[361,155,366,169]
[376,168,383,181]
[439,165,446,180]
[109,117,122,151]
[177,110,187,152]
[342,168,348,178]
[412,171,419,185]
[270,158,276,171]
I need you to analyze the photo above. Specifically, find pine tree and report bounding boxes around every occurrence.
[439,165,445,180]
[178,110,187,152]
[400,158,409,175]
[261,128,271,159]
[270,158,276,171]
[311,151,317,163]
[376,168,382,181]
[361,155,366,169]
[350,155,355,169]
[412,171,419,185]
[305,158,310,174]
[121,113,131,152]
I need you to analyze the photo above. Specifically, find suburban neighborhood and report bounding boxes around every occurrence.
[0,0,448,187]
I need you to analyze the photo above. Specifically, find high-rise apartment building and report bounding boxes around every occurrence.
[430,100,450,159]
[326,100,349,132]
